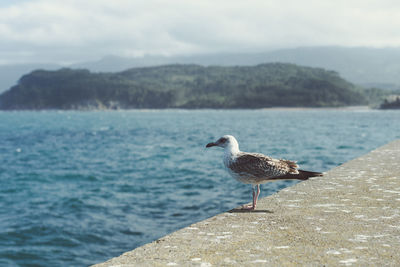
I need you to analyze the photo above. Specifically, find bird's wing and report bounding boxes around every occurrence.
[229,152,299,179]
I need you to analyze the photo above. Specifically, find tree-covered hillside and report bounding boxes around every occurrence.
[380,96,400,109]
[0,63,368,110]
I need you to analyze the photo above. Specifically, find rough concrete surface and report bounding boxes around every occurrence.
[93,140,400,266]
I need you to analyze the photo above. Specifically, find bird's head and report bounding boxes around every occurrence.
[206,135,239,151]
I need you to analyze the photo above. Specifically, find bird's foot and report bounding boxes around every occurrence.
[241,204,255,210]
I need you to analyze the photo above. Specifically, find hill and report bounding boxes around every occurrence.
[2,46,400,94]
[73,47,400,88]
[380,95,400,109]
[0,63,367,110]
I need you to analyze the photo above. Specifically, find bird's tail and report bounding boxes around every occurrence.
[278,170,323,181]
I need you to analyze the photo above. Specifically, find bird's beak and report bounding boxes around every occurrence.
[206,142,217,148]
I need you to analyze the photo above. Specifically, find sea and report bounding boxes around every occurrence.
[1,109,399,266]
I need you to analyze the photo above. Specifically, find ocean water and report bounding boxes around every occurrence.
[0,109,399,266]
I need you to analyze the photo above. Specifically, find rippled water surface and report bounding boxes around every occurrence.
[1,109,399,266]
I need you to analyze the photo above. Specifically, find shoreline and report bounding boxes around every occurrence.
[260,105,371,111]
[0,106,374,112]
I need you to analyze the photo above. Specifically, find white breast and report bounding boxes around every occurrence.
[223,153,254,184]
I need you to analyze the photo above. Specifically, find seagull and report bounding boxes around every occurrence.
[206,135,323,210]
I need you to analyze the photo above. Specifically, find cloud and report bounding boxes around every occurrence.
[1,0,400,64]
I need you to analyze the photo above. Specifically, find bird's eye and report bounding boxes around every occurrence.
[219,138,227,143]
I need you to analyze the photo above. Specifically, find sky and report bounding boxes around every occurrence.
[1,0,400,65]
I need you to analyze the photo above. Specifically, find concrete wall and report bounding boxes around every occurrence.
[93,140,400,266]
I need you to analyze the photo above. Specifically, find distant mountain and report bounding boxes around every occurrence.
[73,47,400,88]
[260,47,400,88]
[1,46,400,94]
[0,63,367,110]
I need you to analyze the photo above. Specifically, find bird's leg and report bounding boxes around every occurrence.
[254,184,260,207]
[242,185,256,210]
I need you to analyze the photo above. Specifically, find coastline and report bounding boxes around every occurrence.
[260,105,371,111]
[0,105,374,112]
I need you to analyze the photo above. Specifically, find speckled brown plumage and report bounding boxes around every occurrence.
[228,152,299,180]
